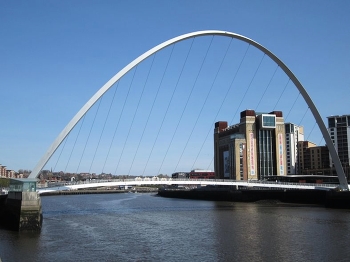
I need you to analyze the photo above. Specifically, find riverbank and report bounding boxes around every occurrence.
[157,187,350,209]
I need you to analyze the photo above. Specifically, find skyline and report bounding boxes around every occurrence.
[1,1,349,174]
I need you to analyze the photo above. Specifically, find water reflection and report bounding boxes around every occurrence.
[1,194,350,261]
[213,201,350,261]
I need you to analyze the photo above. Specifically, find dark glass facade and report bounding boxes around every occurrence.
[328,115,350,167]
[257,129,276,179]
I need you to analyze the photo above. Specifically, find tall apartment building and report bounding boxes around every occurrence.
[285,123,304,174]
[327,115,350,167]
[327,114,350,178]
[214,110,287,180]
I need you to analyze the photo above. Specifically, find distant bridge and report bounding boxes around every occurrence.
[37,178,338,194]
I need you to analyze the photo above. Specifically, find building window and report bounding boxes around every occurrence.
[328,118,336,128]
[261,115,276,128]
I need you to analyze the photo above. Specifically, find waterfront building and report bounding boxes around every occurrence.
[6,170,16,178]
[285,123,304,174]
[297,141,316,174]
[0,165,6,177]
[327,114,350,178]
[0,165,24,179]
[297,141,331,175]
[327,115,350,166]
[214,109,287,180]
[0,165,15,178]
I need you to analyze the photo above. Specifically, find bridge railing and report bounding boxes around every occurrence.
[41,178,338,190]
[244,180,337,188]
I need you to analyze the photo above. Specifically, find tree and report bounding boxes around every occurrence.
[0,178,10,188]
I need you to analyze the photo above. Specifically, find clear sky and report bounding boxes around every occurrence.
[1,0,349,175]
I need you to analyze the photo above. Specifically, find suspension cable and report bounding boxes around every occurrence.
[126,54,157,175]
[165,35,216,172]
[76,97,103,174]
[298,107,309,127]
[53,127,70,172]
[90,83,123,174]
[101,81,120,173]
[142,38,195,176]
[318,136,325,146]
[230,53,265,124]
[192,43,250,169]
[273,78,290,111]
[113,67,139,175]
[173,37,232,172]
[64,114,86,173]
[156,37,197,174]
[140,45,177,176]
[284,92,301,122]
[306,121,317,142]
[256,64,279,111]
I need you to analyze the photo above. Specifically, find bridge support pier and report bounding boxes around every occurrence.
[0,179,42,231]
[4,191,42,231]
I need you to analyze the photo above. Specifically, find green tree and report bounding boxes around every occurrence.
[0,178,10,187]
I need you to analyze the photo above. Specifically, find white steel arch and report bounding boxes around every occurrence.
[28,30,349,190]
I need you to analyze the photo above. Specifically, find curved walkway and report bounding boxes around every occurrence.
[37,179,337,194]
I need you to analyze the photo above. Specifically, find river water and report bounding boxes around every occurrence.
[1,193,350,262]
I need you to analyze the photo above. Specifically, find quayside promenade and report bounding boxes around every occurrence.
[157,187,350,209]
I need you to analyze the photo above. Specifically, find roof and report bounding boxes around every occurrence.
[10,178,38,183]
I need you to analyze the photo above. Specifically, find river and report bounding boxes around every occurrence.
[1,193,350,262]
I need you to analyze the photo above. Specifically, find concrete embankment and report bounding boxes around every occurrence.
[157,188,350,209]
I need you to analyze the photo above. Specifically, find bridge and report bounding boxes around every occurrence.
[27,30,349,191]
[37,178,338,195]
[4,31,349,232]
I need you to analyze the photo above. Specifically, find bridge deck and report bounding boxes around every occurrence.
[37,179,337,194]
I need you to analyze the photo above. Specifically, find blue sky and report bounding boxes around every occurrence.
[1,1,349,175]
